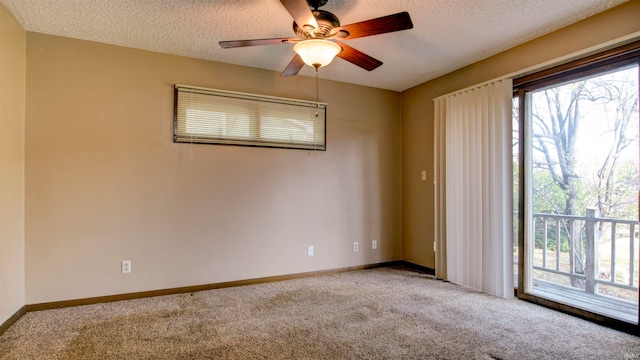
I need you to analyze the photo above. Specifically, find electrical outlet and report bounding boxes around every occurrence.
[372,240,377,249]
[121,260,131,274]
[308,245,314,256]
[353,242,359,252]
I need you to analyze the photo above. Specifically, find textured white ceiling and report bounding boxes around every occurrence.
[1,0,629,91]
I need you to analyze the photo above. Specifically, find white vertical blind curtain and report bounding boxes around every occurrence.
[434,78,513,298]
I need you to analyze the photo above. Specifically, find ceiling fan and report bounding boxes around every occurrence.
[219,0,414,77]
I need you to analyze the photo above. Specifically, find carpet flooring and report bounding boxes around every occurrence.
[1,267,639,359]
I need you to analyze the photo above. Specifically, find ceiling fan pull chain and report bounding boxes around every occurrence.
[315,66,319,118]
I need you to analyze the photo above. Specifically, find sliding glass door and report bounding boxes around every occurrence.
[515,41,640,328]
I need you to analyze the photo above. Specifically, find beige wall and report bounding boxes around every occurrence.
[0,3,26,323]
[25,33,402,304]
[401,0,640,269]
[15,0,640,306]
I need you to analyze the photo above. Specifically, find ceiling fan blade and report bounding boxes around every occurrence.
[335,41,382,71]
[219,38,299,48]
[280,0,319,31]
[281,54,305,77]
[332,12,413,40]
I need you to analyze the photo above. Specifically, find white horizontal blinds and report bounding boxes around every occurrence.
[181,92,255,140]
[259,102,324,145]
[175,85,326,150]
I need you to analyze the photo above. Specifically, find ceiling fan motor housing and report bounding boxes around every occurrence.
[306,0,328,10]
[293,10,340,39]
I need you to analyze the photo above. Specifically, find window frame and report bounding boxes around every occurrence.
[513,38,640,334]
[173,85,327,151]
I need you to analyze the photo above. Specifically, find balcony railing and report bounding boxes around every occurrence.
[531,209,638,296]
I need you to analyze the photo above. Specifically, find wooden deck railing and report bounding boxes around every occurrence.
[532,209,638,294]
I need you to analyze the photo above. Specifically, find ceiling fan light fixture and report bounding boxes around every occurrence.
[294,39,341,68]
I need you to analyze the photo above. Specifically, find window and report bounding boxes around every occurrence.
[174,85,326,150]
[513,39,640,329]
